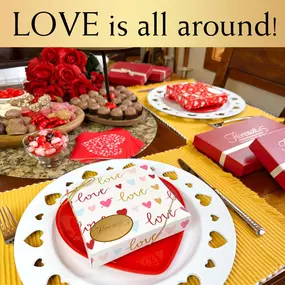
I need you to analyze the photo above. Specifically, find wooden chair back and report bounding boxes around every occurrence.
[213,48,285,116]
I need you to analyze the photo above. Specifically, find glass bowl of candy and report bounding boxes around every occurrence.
[22,129,69,168]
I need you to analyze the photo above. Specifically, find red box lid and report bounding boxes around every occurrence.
[149,66,172,81]
[250,128,285,174]
[193,116,285,176]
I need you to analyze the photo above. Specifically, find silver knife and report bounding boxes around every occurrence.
[178,159,265,236]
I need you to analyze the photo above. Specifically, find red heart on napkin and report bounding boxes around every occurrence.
[56,178,185,275]
[71,129,144,162]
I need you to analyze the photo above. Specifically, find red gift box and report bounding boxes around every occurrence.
[108,62,152,86]
[165,82,228,110]
[250,128,285,189]
[193,116,285,176]
[149,65,172,82]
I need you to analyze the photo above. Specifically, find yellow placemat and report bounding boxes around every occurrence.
[130,80,284,142]
[1,145,285,285]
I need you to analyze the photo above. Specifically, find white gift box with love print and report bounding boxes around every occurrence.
[70,164,191,267]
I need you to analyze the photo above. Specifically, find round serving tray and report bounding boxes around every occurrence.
[86,109,147,127]
[0,107,85,149]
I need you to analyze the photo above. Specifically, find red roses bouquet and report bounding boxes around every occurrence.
[24,48,104,101]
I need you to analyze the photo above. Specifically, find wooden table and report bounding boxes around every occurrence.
[1,116,285,284]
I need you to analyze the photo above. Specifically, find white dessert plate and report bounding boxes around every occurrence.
[14,159,236,285]
[147,83,246,119]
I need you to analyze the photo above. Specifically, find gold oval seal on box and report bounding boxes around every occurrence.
[90,214,133,242]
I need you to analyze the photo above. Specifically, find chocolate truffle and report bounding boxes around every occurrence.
[113,90,121,97]
[97,106,110,119]
[70,97,81,106]
[6,123,27,135]
[119,105,128,112]
[0,123,6,135]
[88,103,100,115]
[22,116,32,125]
[133,102,143,115]
[79,94,90,102]
[121,99,132,107]
[77,101,88,111]
[109,86,115,92]
[124,89,133,96]
[97,97,108,106]
[118,93,127,100]
[112,98,122,106]
[99,88,107,96]
[5,109,21,119]
[89,90,99,98]
[116,85,126,92]
[27,124,37,133]
[87,98,97,105]
[110,108,124,120]
[128,94,138,102]
[124,107,137,120]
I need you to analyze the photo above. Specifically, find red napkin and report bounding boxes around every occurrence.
[71,129,144,162]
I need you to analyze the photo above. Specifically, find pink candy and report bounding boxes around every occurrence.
[35,148,45,156]
[51,137,61,145]
[45,148,56,156]
[29,141,38,147]
[39,130,48,136]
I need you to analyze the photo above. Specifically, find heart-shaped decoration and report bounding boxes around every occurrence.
[66,182,73,187]
[127,179,135,186]
[115,184,122,189]
[82,134,126,157]
[155,198,162,204]
[140,165,148,170]
[139,176,146,181]
[117,208,127,215]
[149,174,155,179]
[48,275,68,285]
[181,220,189,229]
[75,208,84,216]
[86,239,95,250]
[163,171,178,180]
[195,194,212,206]
[88,205,96,212]
[45,193,61,206]
[100,198,112,207]
[151,184,159,190]
[82,171,98,179]
[209,231,227,248]
[25,230,43,247]
[34,258,44,267]
[142,201,152,208]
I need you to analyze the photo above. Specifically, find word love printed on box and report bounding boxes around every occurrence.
[70,165,191,267]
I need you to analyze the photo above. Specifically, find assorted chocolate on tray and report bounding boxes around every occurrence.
[70,86,143,121]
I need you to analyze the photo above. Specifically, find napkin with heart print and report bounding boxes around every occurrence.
[70,129,144,162]
[70,165,191,267]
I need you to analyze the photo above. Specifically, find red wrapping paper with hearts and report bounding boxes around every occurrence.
[70,129,144,162]
[165,82,228,110]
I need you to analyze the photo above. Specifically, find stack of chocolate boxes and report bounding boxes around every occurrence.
[194,116,285,189]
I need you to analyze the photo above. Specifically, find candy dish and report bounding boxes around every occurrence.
[23,129,69,168]
[14,159,236,285]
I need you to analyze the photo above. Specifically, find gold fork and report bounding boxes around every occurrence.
[0,206,18,244]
